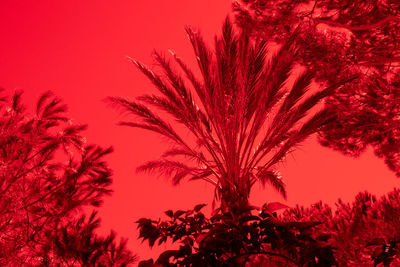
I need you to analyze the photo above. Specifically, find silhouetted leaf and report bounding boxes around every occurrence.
[165,210,173,218]
[193,204,206,212]
[173,210,186,219]
[265,202,290,213]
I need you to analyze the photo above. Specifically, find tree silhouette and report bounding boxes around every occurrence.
[283,189,400,266]
[234,0,400,177]
[109,17,355,214]
[136,203,337,266]
[0,90,136,266]
[50,211,135,266]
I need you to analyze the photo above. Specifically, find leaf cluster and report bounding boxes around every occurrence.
[137,203,337,266]
[283,189,400,265]
[46,211,136,266]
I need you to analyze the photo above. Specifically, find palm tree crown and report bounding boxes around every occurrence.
[110,17,355,212]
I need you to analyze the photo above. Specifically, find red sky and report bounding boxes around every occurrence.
[1,1,398,262]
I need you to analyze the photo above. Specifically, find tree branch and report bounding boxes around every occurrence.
[315,15,399,31]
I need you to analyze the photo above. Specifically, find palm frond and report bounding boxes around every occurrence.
[137,159,196,185]
[293,75,359,121]
[162,147,204,162]
[185,27,213,99]
[168,50,207,106]
[278,69,314,115]
[108,97,185,145]
[153,51,193,108]
[36,91,53,116]
[127,57,183,107]
[11,90,24,114]
[189,169,214,181]
[252,169,287,199]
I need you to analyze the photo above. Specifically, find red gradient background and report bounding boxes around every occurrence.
[0,1,398,262]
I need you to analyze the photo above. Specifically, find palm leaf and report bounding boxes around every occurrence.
[108,97,185,146]
[137,159,196,185]
[253,169,287,199]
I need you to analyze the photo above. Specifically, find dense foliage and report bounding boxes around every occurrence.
[234,0,400,176]
[137,203,336,266]
[0,90,135,266]
[283,189,400,266]
[137,189,400,266]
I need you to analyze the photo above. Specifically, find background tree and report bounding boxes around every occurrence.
[0,90,136,266]
[233,0,400,176]
[49,211,135,266]
[283,189,400,266]
[109,17,354,214]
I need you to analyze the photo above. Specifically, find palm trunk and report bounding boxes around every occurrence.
[219,187,251,217]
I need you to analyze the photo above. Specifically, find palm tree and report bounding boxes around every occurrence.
[109,17,355,214]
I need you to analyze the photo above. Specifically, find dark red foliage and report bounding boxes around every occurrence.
[51,211,135,266]
[137,203,337,266]
[283,189,400,265]
[0,90,135,266]
[234,0,400,176]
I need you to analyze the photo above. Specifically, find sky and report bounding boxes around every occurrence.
[0,0,398,262]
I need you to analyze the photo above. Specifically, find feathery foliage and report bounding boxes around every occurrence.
[0,90,135,266]
[50,211,136,266]
[283,189,400,265]
[110,17,356,211]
